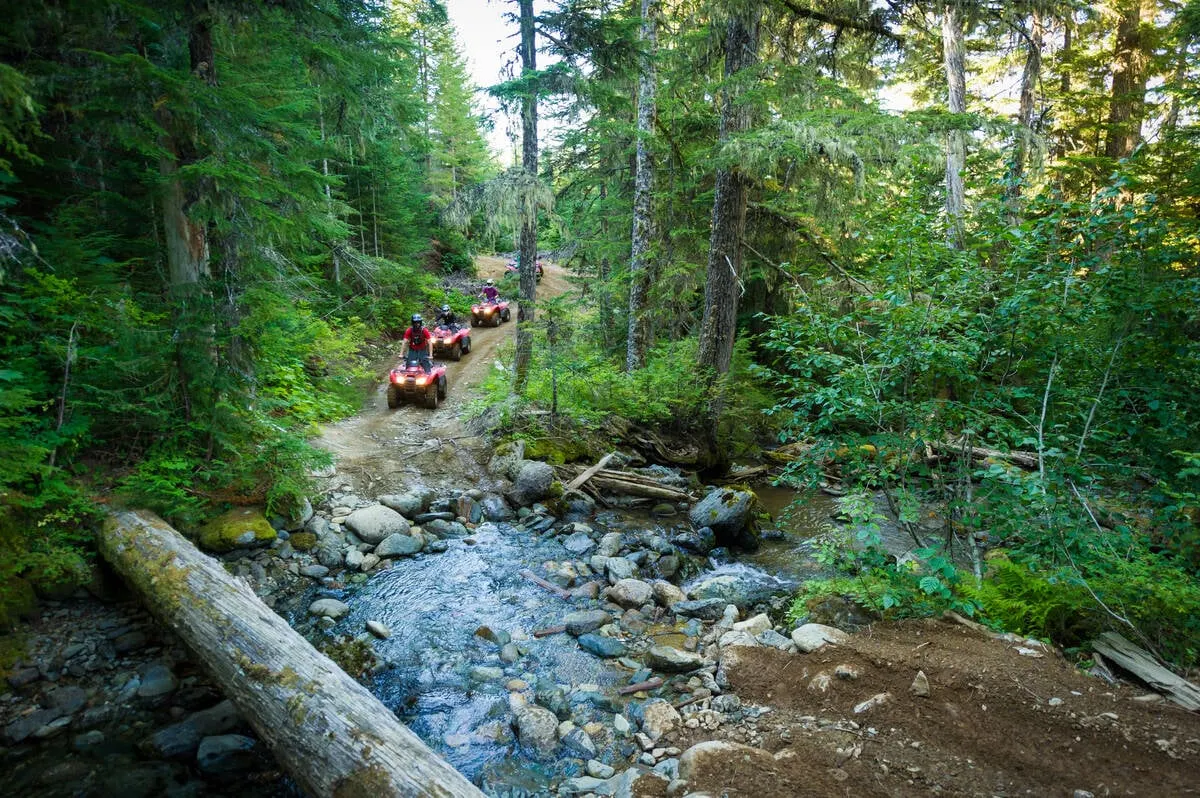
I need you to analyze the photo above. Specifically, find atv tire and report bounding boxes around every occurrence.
[424,385,439,409]
[437,375,447,400]
[386,384,401,409]
[461,336,471,354]
[450,342,462,361]
[471,315,479,327]
[500,308,511,323]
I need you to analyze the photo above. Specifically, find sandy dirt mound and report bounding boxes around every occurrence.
[657,618,1200,797]
[311,256,574,497]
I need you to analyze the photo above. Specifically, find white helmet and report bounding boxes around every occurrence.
[486,278,494,286]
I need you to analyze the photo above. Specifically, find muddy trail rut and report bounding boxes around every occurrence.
[313,255,573,498]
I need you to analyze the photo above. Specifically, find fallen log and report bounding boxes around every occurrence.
[1091,632,1200,711]
[618,677,664,695]
[99,510,483,798]
[565,452,615,493]
[519,569,572,600]
[588,476,691,502]
[928,440,1039,470]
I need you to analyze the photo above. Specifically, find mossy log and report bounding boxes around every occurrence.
[99,509,483,798]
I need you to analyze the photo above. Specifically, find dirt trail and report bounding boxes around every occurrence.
[654,619,1200,798]
[312,255,574,497]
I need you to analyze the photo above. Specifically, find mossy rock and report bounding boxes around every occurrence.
[289,532,317,552]
[0,576,37,628]
[546,480,564,500]
[198,507,277,553]
[523,436,592,465]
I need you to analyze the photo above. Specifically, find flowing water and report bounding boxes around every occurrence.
[291,486,834,794]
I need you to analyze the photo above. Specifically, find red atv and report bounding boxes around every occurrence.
[430,325,471,361]
[471,298,511,327]
[387,362,448,409]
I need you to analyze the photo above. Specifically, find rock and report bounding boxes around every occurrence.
[511,460,556,506]
[688,488,759,549]
[43,684,89,715]
[298,564,329,578]
[672,598,728,621]
[7,666,40,688]
[304,515,331,538]
[651,502,677,517]
[344,505,410,544]
[344,549,365,569]
[374,532,423,558]
[678,740,774,783]
[834,664,860,681]
[33,715,73,739]
[560,776,606,795]
[480,494,514,521]
[609,578,654,608]
[613,714,631,735]
[564,609,612,636]
[673,526,717,554]
[646,645,706,672]
[562,726,598,758]
[423,519,469,538]
[488,440,526,481]
[605,557,636,583]
[910,670,930,697]
[587,759,615,779]
[717,630,760,649]
[198,507,277,552]
[757,629,793,650]
[514,704,559,758]
[145,700,241,757]
[308,598,350,619]
[73,729,105,750]
[360,553,380,571]
[315,537,343,569]
[137,664,179,699]
[196,734,258,773]
[853,692,892,714]
[651,580,686,608]
[379,488,433,517]
[289,531,317,552]
[641,699,682,741]
[578,633,627,658]
[791,623,850,653]
[499,643,521,663]
[4,708,61,745]
[711,693,741,713]
[685,570,790,611]
[563,531,597,555]
[732,613,772,637]
[366,621,391,639]
[597,532,623,557]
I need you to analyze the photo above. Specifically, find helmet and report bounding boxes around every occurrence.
[441,304,450,313]
[486,278,494,286]
[411,313,423,324]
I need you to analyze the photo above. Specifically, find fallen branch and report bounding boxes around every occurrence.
[533,625,566,638]
[1091,632,1200,711]
[928,440,1039,470]
[618,677,664,695]
[565,452,615,493]
[519,569,572,600]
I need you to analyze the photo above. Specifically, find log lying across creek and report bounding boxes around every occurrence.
[99,509,484,798]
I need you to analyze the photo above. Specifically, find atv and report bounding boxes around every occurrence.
[386,362,448,409]
[430,325,471,361]
[471,298,511,327]
[505,258,544,282]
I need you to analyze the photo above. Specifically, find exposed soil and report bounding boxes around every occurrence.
[654,618,1200,797]
[313,255,574,497]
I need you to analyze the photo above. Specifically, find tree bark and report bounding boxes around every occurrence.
[696,4,761,377]
[626,0,658,372]
[1104,0,1147,161]
[99,510,483,798]
[942,2,966,248]
[513,0,539,392]
[1006,11,1043,209]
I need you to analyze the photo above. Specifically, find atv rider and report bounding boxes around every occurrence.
[401,313,433,374]
[435,304,460,331]
[480,278,500,304]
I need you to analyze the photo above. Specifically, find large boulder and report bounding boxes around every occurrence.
[685,568,791,611]
[198,508,276,553]
[511,460,557,506]
[608,578,654,608]
[790,623,850,653]
[379,489,434,518]
[344,505,410,544]
[688,488,760,549]
[651,580,686,608]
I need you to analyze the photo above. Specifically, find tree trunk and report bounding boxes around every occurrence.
[626,0,658,372]
[1104,0,1147,161]
[512,0,538,393]
[696,4,761,377]
[942,2,966,247]
[99,510,484,798]
[1006,11,1043,209]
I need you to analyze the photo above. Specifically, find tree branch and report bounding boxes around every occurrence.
[771,0,905,43]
